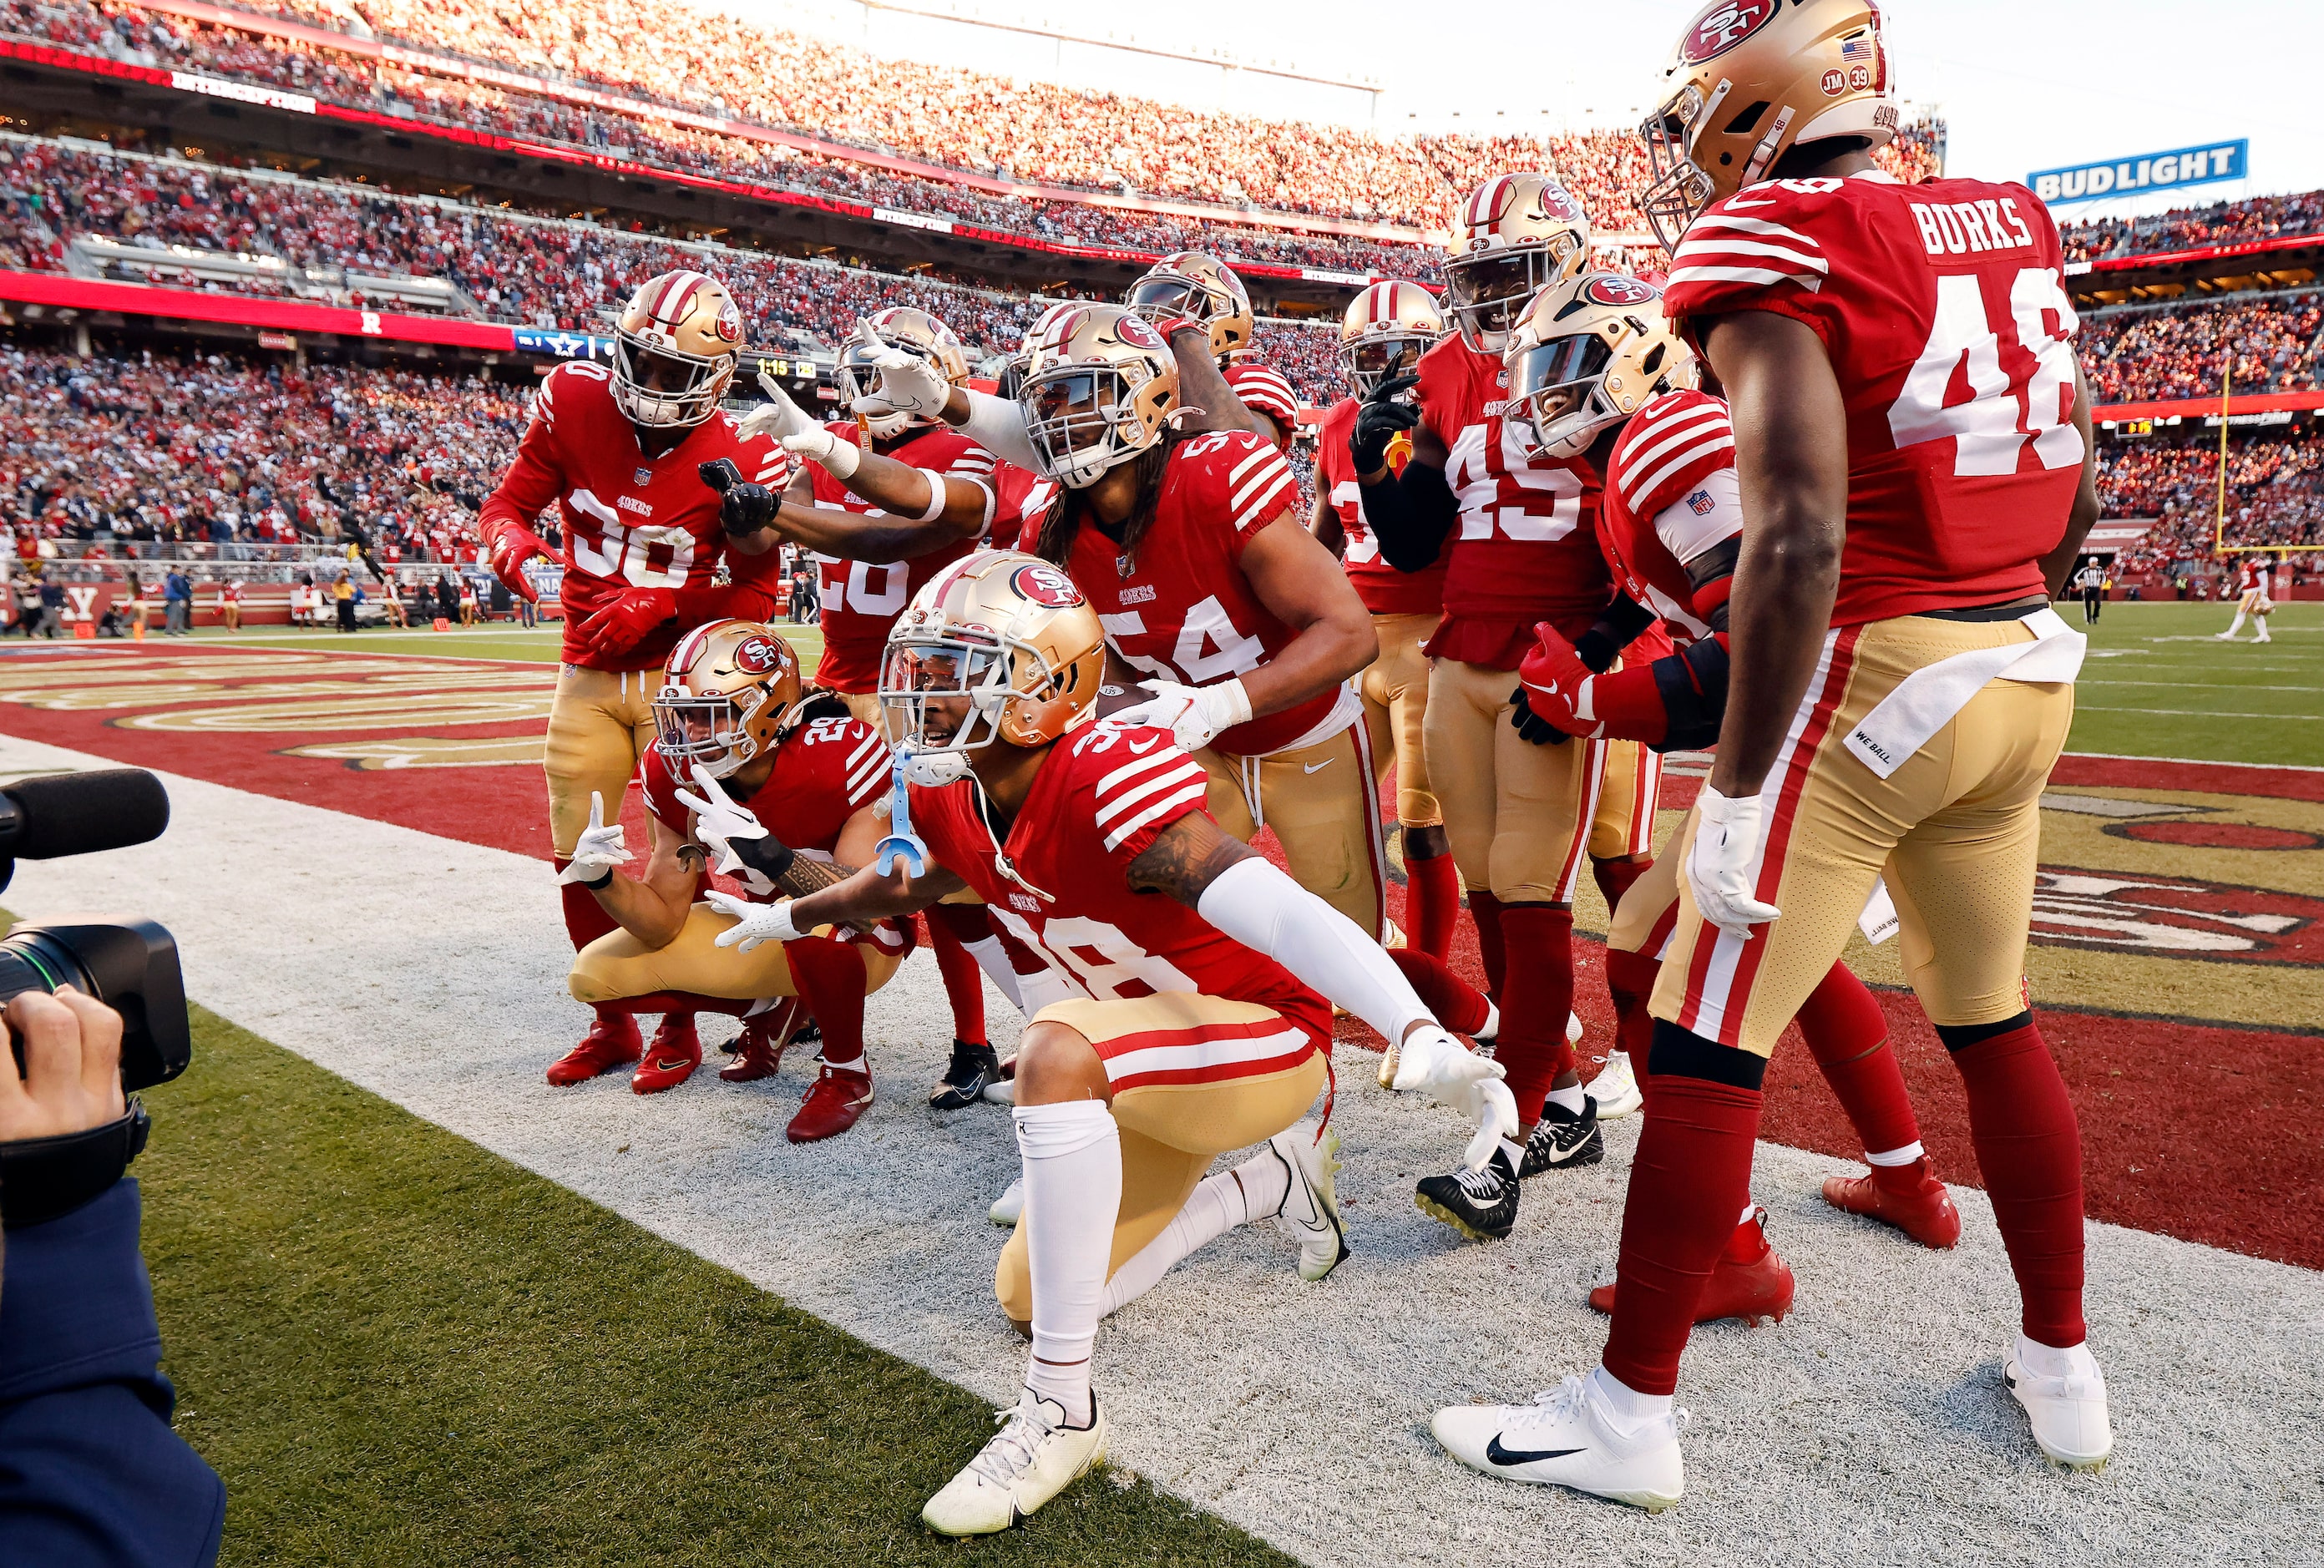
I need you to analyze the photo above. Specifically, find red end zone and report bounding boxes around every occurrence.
[7,642,2316,1269]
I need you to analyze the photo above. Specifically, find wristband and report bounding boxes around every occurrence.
[0,1105,149,1230]
[913,469,951,523]
[819,434,863,480]
[580,868,614,890]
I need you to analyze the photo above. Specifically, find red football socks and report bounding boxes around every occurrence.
[1386,947,1493,1038]
[1466,889,1507,1002]
[1601,1070,1765,1397]
[925,907,989,1047]
[1796,963,1921,1157]
[1946,1017,2088,1348]
[1603,947,1660,1062]
[787,935,871,1070]
[1404,843,1460,961]
[557,863,620,952]
[1492,903,1577,1124]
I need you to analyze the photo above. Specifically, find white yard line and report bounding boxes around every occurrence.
[9,734,2318,1566]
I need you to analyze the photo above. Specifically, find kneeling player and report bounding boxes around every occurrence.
[708,553,1511,1535]
[1505,281,1962,1313]
[562,620,906,1141]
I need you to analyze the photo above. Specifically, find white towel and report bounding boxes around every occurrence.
[1843,609,2085,780]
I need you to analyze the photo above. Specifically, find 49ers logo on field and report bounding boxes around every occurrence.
[2029,867,2321,966]
[732,635,789,675]
[1012,564,1084,608]
[1586,275,1662,307]
[1683,0,1777,63]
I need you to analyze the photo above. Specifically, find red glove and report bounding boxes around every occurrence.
[577,589,675,658]
[1517,623,1602,740]
[486,522,548,604]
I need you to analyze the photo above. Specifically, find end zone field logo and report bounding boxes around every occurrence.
[2031,868,2319,964]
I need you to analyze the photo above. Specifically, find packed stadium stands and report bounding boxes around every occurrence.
[2079,292,2323,404]
[2061,190,2324,262]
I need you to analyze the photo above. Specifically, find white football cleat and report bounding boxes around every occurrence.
[2005,1336,2114,1473]
[1589,1049,1643,1119]
[1268,1123,1349,1281]
[989,1176,1024,1227]
[1431,1373,1684,1512]
[922,1388,1108,1535]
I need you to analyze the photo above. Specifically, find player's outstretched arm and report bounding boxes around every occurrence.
[1699,311,1849,798]
[1162,324,1272,439]
[575,809,701,951]
[2039,362,2102,597]
[772,498,981,564]
[787,434,997,540]
[709,855,969,953]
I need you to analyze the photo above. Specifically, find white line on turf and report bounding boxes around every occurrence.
[7,733,2318,1567]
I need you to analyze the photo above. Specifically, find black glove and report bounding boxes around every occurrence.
[1508,682,1572,746]
[1349,372,1422,476]
[724,832,798,885]
[699,458,777,537]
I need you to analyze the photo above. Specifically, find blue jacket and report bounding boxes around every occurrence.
[0,1180,225,1567]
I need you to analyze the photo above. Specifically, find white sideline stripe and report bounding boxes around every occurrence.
[5,733,2314,1568]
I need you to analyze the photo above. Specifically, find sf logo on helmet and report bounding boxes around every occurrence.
[732,635,787,674]
[1586,276,1662,307]
[1116,316,1165,350]
[1684,0,1776,63]
[1011,564,1084,608]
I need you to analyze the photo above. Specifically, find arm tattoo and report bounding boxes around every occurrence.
[1127,815,1254,908]
[776,856,854,898]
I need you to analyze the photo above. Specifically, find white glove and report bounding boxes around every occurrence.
[1390,1024,1520,1171]
[737,368,817,444]
[673,764,768,880]
[1112,677,1252,751]
[705,889,803,953]
[557,791,631,885]
[1687,784,1782,937]
[846,318,950,420]
[779,422,861,480]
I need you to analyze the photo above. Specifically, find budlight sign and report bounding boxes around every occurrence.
[2029,140,2246,205]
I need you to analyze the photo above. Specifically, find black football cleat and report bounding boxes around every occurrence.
[1518,1095,1603,1177]
[930,1039,1004,1110]
[1415,1146,1521,1242]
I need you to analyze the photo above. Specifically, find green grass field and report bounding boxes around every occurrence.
[193,600,2321,767]
[131,1005,1294,1567]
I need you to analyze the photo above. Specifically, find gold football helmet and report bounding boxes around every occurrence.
[880,549,1107,786]
[654,619,806,779]
[1639,0,1898,251]
[1340,280,1446,397]
[839,306,972,439]
[1441,175,1592,355]
[614,270,744,428]
[1015,303,1182,490]
[1503,274,1697,463]
[1125,252,1254,362]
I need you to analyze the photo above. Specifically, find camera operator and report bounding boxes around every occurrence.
[0,987,224,1568]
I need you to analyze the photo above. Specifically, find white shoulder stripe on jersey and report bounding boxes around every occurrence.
[1618,411,1732,504]
[1094,744,1191,797]
[1093,760,1208,828]
[1228,443,1276,487]
[1683,212,1825,248]
[1672,236,1830,275]
[1228,457,1292,517]
[1667,265,1827,292]
[1628,435,1736,515]
[846,728,889,768]
[1233,474,1297,531]
[1100,781,1210,853]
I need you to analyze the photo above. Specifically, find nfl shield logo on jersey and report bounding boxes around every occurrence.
[634,467,653,486]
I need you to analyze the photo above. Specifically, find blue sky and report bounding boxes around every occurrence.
[740,0,2323,218]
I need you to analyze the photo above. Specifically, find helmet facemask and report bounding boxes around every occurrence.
[1506,333,1624,463]
[613,333,733,429]
[1638,83,1726,253]
[652,682,776,779]
[1344,334,1432,399]
[1444,237,1582,354]
[1021,363,1162,489]
[879,630,1083,786]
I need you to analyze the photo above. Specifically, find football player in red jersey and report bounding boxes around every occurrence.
[478,269,794,1092]
[1503,277,1962,1303]
[1221,362,1301,450]
[1125,253,1286,444]
[706,308,1034,1105]
[560,620,909,1139]
[703,552,1509,1535]
[1310,281,1461,962]
[1435,0,2110,1508]
[1351,175,1668,1238]
[2215,554,2275,642]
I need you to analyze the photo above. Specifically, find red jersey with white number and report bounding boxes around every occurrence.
[639,711,889,902]
[1663,170,2083,626]
[1315,396,1448,617]
[1063,430,1330,756]
[1414,335,1612,665]
[909,721,1332,1055]
[2236,559,2269,598]
[480,360,792,672]
[1599,391,1742,648]
[810,422,1000,693]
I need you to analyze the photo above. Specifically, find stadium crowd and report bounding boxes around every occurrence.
[4,0,1942,260]
[2097,438,2324,577]
[2078,293,2323,404]
[2061,190,2324,263]
[1,345,524,564]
